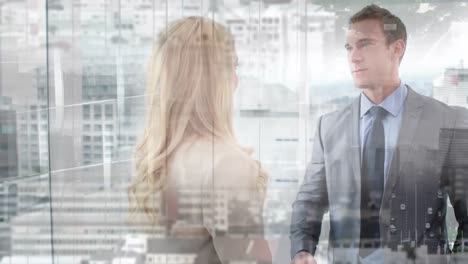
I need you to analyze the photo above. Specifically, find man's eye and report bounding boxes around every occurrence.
[360,42,371,47]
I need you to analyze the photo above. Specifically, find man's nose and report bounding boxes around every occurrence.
[349,48,363,63]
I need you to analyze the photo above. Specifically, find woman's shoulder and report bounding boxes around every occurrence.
[184,138,251,161]
[184,138,260,188]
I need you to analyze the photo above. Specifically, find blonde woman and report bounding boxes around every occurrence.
[128,16,271,264]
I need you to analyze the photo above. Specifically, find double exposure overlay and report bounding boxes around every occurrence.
[1,1,468,264]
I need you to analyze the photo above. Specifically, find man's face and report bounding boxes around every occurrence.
[345,19,397,89]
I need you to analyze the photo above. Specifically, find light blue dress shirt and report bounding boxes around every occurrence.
[360,82,408,185]
[359,81,408,264]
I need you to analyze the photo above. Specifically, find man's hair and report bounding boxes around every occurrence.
[349,4,407,48]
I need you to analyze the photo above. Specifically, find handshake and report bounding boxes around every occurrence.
[291,251,317,264]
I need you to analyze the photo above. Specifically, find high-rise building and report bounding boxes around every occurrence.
[433,66,468,108]
[15,68,49,177]
[0,96,18,179]
[222,4,289,84]
[222,2,335,86]
[80,48,146,189]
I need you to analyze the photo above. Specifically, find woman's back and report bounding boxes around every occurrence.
[165,138,271,263]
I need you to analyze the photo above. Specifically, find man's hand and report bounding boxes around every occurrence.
[291,251,317,264]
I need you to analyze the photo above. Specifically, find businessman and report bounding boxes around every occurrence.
[290,5,468,264]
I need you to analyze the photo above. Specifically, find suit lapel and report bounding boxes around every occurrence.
[381,86,425,206]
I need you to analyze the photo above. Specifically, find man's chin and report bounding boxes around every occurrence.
[353,81,371,89]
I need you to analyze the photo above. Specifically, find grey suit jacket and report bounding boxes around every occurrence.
[290,87,468,263]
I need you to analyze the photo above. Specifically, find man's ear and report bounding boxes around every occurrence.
[393,39,406,62]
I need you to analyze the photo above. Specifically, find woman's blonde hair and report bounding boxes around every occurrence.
[128,16,267,224]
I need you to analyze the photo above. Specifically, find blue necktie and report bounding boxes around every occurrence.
[360,106,386,257]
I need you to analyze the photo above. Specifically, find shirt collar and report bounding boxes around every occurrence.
[360,81,407,119]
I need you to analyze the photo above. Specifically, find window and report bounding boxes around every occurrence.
[94,104,101,113]
[105,104,113,113]
[3,2,467,263]
[83,105,90,113]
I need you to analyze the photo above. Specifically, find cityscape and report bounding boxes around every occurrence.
[1,0,468,263]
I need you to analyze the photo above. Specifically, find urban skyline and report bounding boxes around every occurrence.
[1,0,468,263]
